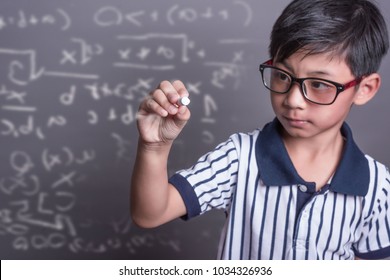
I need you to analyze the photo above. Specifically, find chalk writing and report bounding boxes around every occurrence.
[94,2,252,28]
[0,49,44,85]
[0,9,70,31]
[0,0,258,259]
[60,38,103,66]
[115,33,192,70]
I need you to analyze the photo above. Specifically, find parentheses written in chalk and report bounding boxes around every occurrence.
[62,147,74,166]
[57,9,71,31]
[167,4,178,25]
[42,149,62,172]
[55,191,76,212]
[234,0,253,26]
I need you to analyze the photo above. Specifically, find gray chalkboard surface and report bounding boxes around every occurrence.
[1,0,390,259]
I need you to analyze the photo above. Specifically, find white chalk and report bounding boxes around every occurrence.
[177,96,190,106]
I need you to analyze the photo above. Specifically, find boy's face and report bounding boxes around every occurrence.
[270,51,360,140]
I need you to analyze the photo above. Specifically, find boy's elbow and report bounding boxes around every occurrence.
[130,211,164,229]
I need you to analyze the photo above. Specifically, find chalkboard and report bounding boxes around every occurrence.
[1,0,390,260]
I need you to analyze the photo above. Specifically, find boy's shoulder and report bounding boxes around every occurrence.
[228,119,277,148]
[364,154,390,185]
[226,127,262,154]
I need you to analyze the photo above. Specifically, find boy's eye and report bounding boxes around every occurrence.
[273,70,290,82]
[307,80,333,91]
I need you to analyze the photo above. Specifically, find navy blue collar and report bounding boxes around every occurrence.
[256,118,369,196]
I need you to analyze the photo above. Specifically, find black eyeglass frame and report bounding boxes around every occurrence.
[259,59,363,105]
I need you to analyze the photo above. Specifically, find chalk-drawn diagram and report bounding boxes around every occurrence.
[0,49,44,86]
[0,0,257,259]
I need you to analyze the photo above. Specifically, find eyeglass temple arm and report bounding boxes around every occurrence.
[343,77,363,90]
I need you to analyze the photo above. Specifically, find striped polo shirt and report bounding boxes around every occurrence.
[169,118,390,259]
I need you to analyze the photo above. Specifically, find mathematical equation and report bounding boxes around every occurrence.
[0,2,252,31]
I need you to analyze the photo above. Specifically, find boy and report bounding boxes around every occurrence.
[131,0,390,259]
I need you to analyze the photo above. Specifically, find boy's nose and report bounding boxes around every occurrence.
[283,83,307,109]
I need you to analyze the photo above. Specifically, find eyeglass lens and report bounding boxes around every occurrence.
[261,67,338,105]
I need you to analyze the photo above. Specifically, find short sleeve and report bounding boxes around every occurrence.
[354,166,390,259]
[169,137,239,220]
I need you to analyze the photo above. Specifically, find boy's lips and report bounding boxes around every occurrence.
[283,116,309,126]
[285,116,307,122]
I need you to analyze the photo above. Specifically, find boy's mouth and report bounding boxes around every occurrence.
[283,116,309,127]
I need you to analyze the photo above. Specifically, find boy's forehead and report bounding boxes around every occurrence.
[277,50,353,76]
[276,48,347,65]
[273,49,349,68]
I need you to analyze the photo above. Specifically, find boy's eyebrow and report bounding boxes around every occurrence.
[306,70,334,77]
[275,60,293,72]
[277,60,334,78]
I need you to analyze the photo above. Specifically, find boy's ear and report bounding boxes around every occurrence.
[353,73,381,105]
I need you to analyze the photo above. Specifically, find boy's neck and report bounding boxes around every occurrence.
[281,127,345,190]
[281,126,344,158]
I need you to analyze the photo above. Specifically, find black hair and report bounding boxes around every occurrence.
[269,0,389,78]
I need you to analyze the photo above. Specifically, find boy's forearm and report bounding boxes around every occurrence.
[130,139,173,227]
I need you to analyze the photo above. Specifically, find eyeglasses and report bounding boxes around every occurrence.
[259,59,362,105]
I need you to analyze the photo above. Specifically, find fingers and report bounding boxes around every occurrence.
[141,80,190,117]
[160,80,189,105]
[171,80,189,100]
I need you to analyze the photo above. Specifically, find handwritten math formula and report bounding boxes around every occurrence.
[0,0,266,259]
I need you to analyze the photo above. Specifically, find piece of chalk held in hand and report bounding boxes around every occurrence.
[177,96,191,106]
